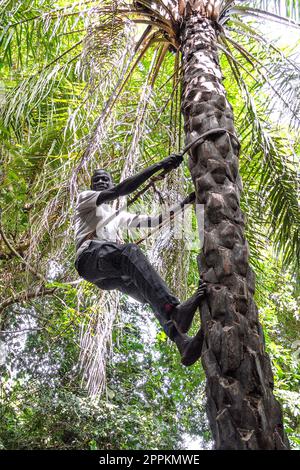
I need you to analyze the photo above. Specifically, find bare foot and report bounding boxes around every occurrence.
[174,328,204,366]
[171,280,206,333]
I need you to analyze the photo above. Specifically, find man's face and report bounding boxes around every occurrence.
[91,170,114,192]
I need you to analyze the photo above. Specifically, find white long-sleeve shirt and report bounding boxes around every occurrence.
[74,190,151,257]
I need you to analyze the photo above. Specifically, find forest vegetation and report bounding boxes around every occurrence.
[0,0,299,450]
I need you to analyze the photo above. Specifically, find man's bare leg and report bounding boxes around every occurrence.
[174,328,204,366]
[166,280,206,334]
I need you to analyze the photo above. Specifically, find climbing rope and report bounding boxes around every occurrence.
[135,191,196,245]
[179,127,239,158]
[94,127,239,234]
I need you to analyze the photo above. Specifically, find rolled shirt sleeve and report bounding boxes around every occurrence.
[118,211,152,229]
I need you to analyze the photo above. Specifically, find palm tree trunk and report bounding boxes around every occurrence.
[180,6,290,450]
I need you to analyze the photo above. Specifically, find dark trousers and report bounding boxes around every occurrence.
[75,241,180,339]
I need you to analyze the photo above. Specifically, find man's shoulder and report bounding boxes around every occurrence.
[76,190,100,211]
[78,189,97,197]
[77,190,98,201]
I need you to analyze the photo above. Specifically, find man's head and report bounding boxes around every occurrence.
[90,169,115,192]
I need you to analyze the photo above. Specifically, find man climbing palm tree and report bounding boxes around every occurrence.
[74,153,207,366]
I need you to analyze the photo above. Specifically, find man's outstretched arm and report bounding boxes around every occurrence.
[125,192,196,230]
[147,192,196,228]
[96,154,183,205]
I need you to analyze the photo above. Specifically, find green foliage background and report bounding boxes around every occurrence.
[0,0,299,450]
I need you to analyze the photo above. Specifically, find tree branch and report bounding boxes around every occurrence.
[0,286,57,315]
[0,241,30,260]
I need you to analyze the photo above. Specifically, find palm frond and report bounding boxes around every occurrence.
[249,0,300,23]
[220,15,300,134]
[2,0,300,398]
[226,1,300,28]
[218,25,300,279]
[237,93,300,278]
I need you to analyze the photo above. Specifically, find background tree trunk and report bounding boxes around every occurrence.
[180,9,290,450]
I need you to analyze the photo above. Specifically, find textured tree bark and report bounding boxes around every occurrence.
[180,8,290,450]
